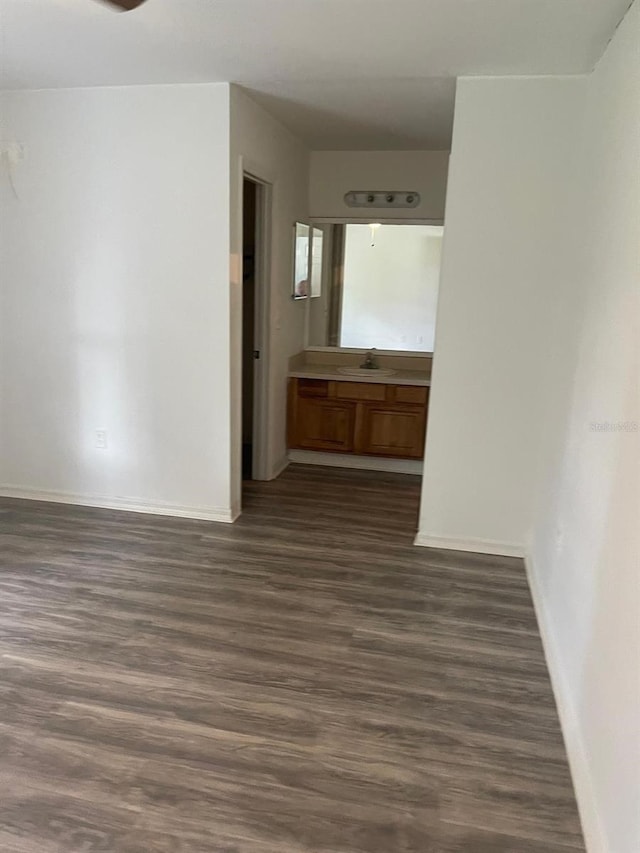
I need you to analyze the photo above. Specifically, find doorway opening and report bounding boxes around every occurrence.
[241,175,270,483]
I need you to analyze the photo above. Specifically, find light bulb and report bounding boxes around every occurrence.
[369,222,382,246]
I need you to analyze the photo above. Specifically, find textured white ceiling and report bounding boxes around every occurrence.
[0,0,630,148]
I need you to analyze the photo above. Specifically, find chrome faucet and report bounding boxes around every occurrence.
[360,349,379,370]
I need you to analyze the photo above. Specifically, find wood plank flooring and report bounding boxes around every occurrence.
[0,464,585,852]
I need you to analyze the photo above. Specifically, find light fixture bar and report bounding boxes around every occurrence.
[344,191,420,209]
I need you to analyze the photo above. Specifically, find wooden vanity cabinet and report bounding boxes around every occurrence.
[288,378,428,460]
[358,404,426,458]
[290,397,356,452]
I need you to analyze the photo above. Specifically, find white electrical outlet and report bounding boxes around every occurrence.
[95,429,108,450]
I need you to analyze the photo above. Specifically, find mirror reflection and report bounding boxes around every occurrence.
[308,223,443,352]
[292,222,310,299]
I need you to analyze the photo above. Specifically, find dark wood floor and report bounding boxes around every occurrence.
[0,465,585,852]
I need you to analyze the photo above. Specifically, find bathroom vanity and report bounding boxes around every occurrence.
[285,220,439,468]
[287,356,431,461]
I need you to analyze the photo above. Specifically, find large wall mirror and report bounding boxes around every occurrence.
[307,222,443,353]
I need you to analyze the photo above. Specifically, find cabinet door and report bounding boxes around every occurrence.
[291,397,356,452]
[358,404,426,459]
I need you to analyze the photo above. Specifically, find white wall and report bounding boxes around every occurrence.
[417,75,588,555]
[309,150,449,220]
[529,4,640,851]
[340,224,442,351]
[229,86,309,503]
[418,5,639,849]
[0,84,233,519]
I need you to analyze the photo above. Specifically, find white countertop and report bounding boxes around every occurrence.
[289,364,431,387]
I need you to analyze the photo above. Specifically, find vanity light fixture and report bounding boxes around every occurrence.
[344,191,420,209]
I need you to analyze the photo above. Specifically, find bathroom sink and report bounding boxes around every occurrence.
[337,367,397,377]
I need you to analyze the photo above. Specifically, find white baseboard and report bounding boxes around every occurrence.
[414,532,524,558]
[0,485,235,523]
[525,550,607,853]
[288,450,423,476]
[270,456,290,480]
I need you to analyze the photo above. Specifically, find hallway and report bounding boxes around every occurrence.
[0,465,584,852]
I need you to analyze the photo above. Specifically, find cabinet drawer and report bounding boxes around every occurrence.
[296,378,329,398]
[334,381,388,402]
[392,385,428,405]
